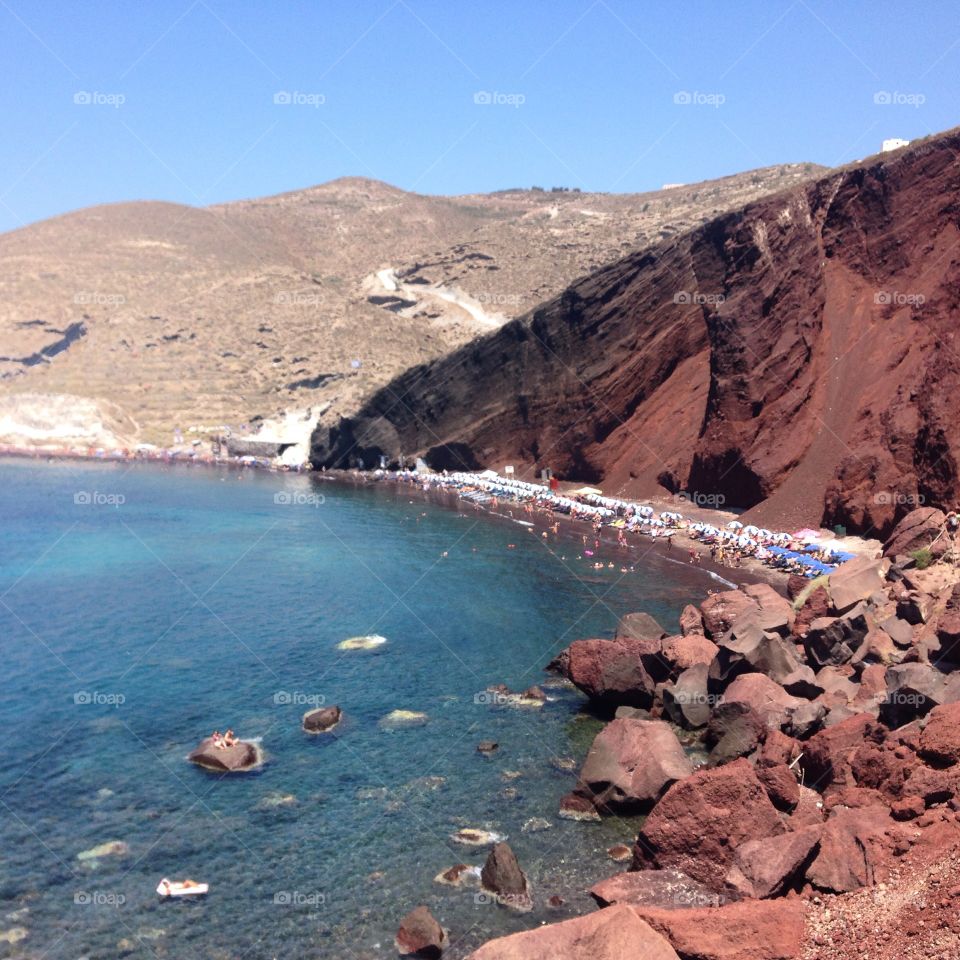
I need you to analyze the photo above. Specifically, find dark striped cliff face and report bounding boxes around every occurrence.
[311,130,960,538]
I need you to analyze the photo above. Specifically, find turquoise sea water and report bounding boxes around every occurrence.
[0,459,719,959]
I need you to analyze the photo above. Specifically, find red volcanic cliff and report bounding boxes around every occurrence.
[312,129,960,537]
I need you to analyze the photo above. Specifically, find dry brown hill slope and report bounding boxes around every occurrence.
[0,163,824,448]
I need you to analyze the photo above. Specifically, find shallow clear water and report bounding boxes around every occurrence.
[0,459,720,959]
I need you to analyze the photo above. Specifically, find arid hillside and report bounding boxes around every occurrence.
[312,130,960,538]
[0,164,823,448]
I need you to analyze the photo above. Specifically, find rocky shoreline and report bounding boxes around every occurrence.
[396,506,960,959]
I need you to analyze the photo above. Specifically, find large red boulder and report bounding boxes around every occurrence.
[630,899,806,960]
[802,713,874,791]
[396,906,447,958]
[722,673,805,731]
[556,637,657,708]
[661,633,719,671]
[882,507,947,558]
[828,557,888,613]
[577,718,693,813]
[918,700,960,766]
[465,903,680,960]
[634,758,785,890]
[700,590,758,638]
[187,737,262,772]
[804,804,893,892]
[724,825,821,898]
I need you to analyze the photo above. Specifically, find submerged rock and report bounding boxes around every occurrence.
[76,840,129,862]
[450,828,506,846]
[337,634,388,651]
[380,710,428,729]
[434,863,481,887]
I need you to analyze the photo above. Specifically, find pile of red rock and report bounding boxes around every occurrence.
[459,508,960,959]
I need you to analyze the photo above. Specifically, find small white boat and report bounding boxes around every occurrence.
[157,878,209,898]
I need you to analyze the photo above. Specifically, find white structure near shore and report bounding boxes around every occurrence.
[881,138,911,153]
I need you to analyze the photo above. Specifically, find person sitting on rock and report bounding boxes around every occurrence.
[223,729,237,747]
[211,730,223,748]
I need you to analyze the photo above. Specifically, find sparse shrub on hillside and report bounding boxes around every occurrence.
[910,548,933,569]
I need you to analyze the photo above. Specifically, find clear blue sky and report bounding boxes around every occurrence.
[0,0,957,232]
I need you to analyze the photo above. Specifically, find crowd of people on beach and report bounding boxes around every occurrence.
[384,469,855,578]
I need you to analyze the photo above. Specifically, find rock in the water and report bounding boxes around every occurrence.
[465,903,680,960]
[338,634,388,651]
[590,869,722,910]
[630,899,805,960]
[480,842,532,911]
[634,758,785,890]
[380,710,429,729]
[555,637,658,708]
[395,905,446,958]
[558,792,600,821]
[576,718,693,813]
[476,741,499,755]
[451,828,506,846]
[607,843,633,862]
[434,863,480,887]
[188,737,262,773]
[302,705,342,734]
[77,840,129,862]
